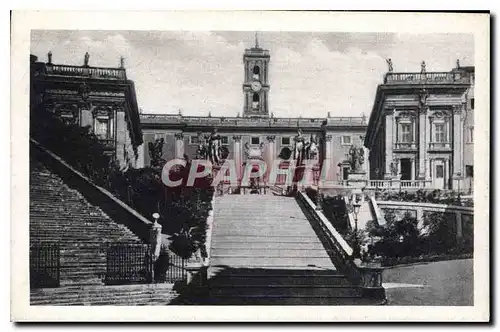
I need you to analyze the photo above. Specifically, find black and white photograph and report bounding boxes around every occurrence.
[11,10,490,322]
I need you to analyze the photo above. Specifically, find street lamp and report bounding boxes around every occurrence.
[350,194,362,258]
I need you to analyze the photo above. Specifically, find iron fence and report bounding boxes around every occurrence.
[105,244,153,285]
[105,244,187,285]
[30,243,60,289]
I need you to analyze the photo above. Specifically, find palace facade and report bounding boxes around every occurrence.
[139,37,368,182]
[30,53,143,169]
[364,63,475,192]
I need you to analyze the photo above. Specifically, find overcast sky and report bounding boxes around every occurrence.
[31,31,474,118]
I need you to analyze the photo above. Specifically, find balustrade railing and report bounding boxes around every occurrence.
[428,142,452,150]
[394,142,417,150]
[45,64,127,80]
[296,191,385,300]
[368,179,432,189]
[384,71,470,85]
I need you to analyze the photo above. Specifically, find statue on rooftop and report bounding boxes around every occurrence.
[120,56,125,68]
[456,59,460,69]
[84,52,90,67]
[47,51,52,64]
[306,134,319,161]
[421,61,426,73]
[386,58,393,72]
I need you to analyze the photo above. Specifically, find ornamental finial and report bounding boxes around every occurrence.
[255,31,259,48]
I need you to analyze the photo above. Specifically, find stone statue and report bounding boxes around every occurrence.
[390,160,398,176]
[386,58,393,72]
[120,56,125,68]
[419,89,429,107]
[84,52,90,67]
[456,59,460,69]
[196,132,208,159]
[47,51,52,64]
[208,128,221,164]
[293,128,306,163]
[244,142,250,159]
[421,61,426,73]
[148,138,165,167]
[306,134,319,160]
[348,145,364,173]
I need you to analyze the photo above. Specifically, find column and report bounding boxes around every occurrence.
[174,132,184,159]
[136,144,145,168]
[418,107,427,179]
[116,110,126,166]
[266,135,276,182]
[444,158,450,189]
[385,109,394,178]
[411,158,415,181]
[233,135,242,180]
[452,104,464,186]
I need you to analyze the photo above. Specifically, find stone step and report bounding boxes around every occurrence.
[211,248,332,258]
[208,275,352,286]
[209,285,362,298]
[211,235,321,243]
[205,296,379,305]
[209,256,335,267]
[210,241,327,250]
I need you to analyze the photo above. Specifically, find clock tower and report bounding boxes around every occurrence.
[243,33,270,117]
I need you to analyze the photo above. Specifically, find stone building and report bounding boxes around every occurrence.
[139,37,367,182]
[30,52,143,169]
[364,62,474,192]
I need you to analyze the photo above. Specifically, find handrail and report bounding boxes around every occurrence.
[297,191,385,300]
[370,196,386,226]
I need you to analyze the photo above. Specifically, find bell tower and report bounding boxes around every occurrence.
[243,32,270,117]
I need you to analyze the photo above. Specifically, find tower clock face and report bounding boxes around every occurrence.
[251,80,262,92]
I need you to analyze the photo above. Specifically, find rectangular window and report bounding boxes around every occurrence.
[466,165,474,177]
[400,123,412,143]
[189,136,200,145]
[436,165,444,178]
[341,135,351,145]
[95,118,109,139]
[468,126,474,143]
[221,136,229,145]
[281,137,291,145]
[435,123,446,143]
[251,136,260,145]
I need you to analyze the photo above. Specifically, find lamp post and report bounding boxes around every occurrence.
[350,194,362,258]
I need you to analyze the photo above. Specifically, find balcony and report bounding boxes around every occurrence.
[384,72,470,85]
[394,142,417,151]
[45,64,127,80]
[428,142,452,151]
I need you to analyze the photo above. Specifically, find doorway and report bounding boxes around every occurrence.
[400,158,412,180]
[433,160,446,189]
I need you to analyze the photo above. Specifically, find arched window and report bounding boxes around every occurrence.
[252,93,260,109]
[252,65,260,79]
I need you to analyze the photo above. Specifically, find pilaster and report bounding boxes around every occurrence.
[233,135,242,179]
[418,106,427,179]
[452,104,464,180]
[384,109,394,178]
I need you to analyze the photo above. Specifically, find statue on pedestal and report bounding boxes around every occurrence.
[47,51,52,64]
[421,60,426,73]
[386,58,393,72]
[306,134,319,160]
[293,129,306,163]
[148,138,165,167]
[348,145,364,173]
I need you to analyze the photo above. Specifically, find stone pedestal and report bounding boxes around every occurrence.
[347,171,368,188]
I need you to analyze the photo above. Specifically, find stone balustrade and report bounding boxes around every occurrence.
[45,64,127,80]
[384,71,470,85]
[140,113,365,128]
[296,191,386,301]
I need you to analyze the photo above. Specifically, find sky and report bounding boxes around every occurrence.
[30,31,474,118]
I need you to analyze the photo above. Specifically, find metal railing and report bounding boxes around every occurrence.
[105,244,187,285]
[45,64,127,80]
[384,71,470,85]
[30,243,60,289]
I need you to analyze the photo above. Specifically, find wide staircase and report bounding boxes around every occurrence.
[30,157,176,305]
[207,194,375,305]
